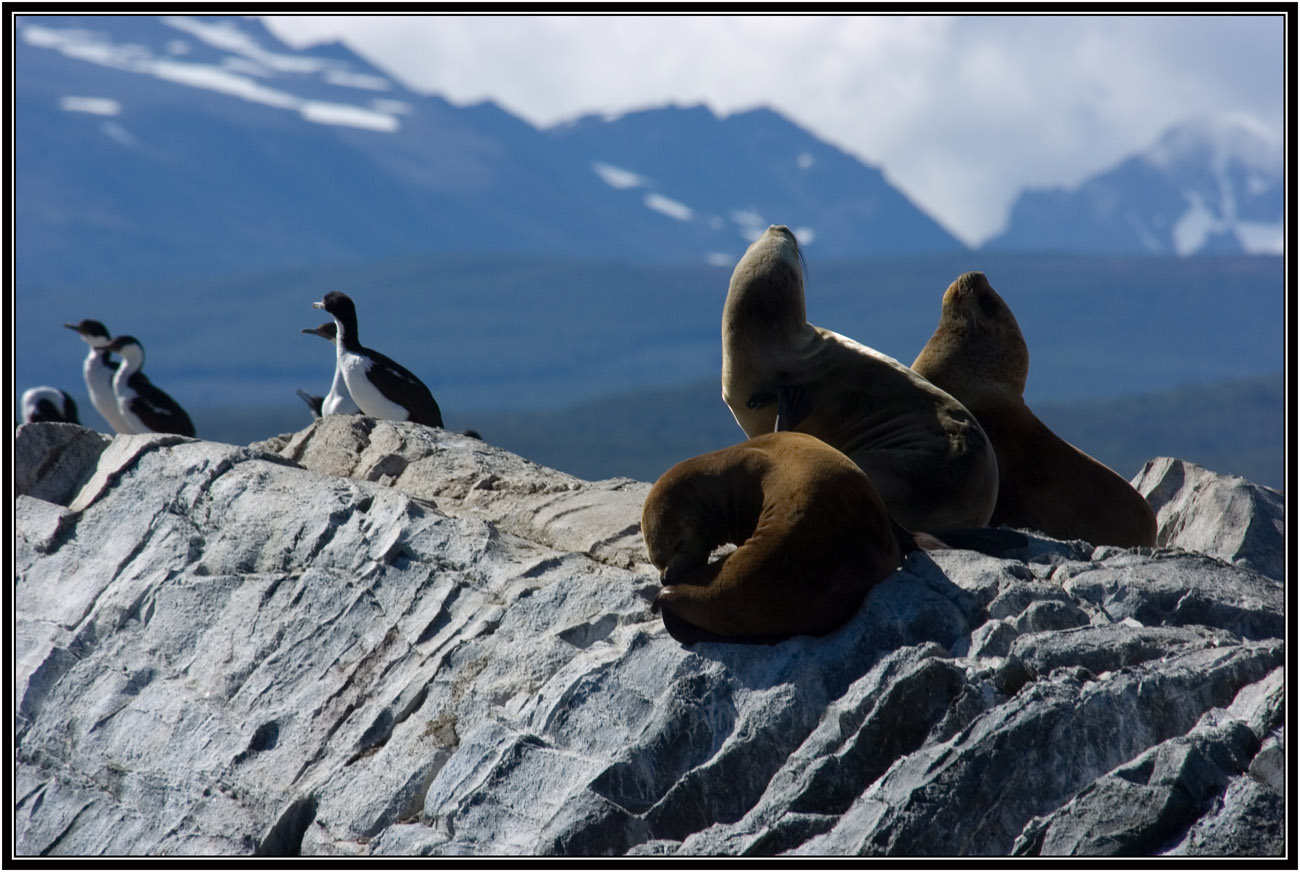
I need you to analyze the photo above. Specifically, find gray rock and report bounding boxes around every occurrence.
[1013,667,1285,856]
[15,421,111,505]
[14,421,1286,856]
[1135,456,1286,582]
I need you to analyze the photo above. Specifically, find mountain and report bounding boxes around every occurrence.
[14,14,964,286]
[546,104,964,260]
[984,116,1284,256]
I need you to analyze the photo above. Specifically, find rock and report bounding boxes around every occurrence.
[14,421,1285,856]
[15,421,111,506]
[1134,456,1285,582]
[1013,668,1285,856]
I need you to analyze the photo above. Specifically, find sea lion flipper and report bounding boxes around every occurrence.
[775,384,811,432]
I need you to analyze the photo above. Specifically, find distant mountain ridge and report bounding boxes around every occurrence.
[14,13,964,286]
[17,15,1279,289]
[547,104,963,261]
[985,116,1284,256]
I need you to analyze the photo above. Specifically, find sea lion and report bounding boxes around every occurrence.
[641,431,908,643]
[911,271,1157,547]
[721,225,998,532]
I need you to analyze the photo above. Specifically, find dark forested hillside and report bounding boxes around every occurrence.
[462,372,1286,490]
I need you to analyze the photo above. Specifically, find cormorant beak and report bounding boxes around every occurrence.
[312,300,326,310]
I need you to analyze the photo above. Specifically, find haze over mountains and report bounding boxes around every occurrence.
[13,15,1284,487]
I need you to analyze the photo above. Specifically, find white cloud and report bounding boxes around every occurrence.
[256,15,1283,245]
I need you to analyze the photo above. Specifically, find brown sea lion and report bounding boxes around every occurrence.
[721,225,998,532]
[641,431,909,642]
[911,271,1157,547]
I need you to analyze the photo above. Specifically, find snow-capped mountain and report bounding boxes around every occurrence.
[547,104,964,263]
[14,14,965,286]
[984,116,1284,256]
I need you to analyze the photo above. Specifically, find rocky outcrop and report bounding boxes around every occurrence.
[14,418,1286,856]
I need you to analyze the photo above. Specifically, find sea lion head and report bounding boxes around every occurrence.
[723,225,808,337]
[916,271,1029,397]
[641,460,760,587]
[641,476,717,586]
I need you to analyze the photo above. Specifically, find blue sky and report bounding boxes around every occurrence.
[263,13,1286,246]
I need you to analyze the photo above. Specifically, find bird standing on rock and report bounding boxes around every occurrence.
[311,291,443,428]
[300,320,362,417]
[103,335,196,437]
[64,319,136,433]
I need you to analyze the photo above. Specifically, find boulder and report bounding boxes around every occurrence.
[1135,456,1285,582]
[14,418,1286,856]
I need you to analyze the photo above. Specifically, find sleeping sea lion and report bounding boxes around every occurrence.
[642,431,911,643]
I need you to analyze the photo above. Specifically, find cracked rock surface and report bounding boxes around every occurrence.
[14,418,1286,856]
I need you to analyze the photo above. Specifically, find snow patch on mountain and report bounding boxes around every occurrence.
[1146,114,1282,176]
[1171,192,1218,256]
[644,193,693,221]
[731,209,768,242]
[593,161,650,190]
[301,101,399,132]
[371,98,412,116]
[58,96,121,115]
[987,115,1283,257]
[1234,221,1284,255]
[324,69,393,91]
[161,15,330,75]
[22,20,402,133]
[100,121,140,149]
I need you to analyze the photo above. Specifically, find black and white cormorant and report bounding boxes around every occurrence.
[64,319,136,433]
[103,335,197,437]
[21,387,79,424]
[311,291,443,427]
[296,389,325,419]
[301,321,362,416]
